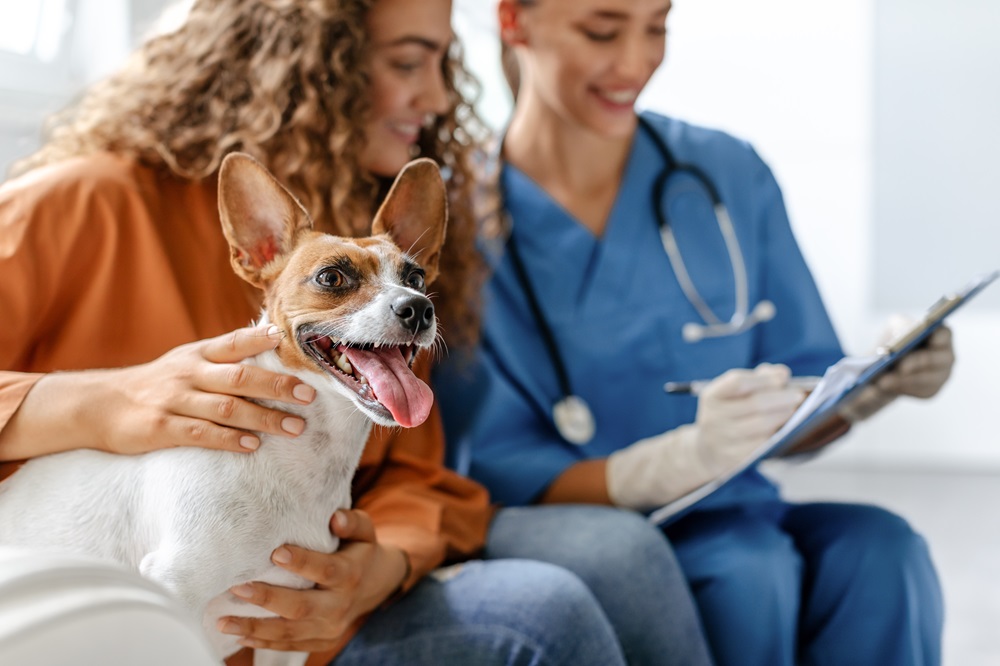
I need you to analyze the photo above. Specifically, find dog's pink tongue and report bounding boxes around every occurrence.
[341,347,433,427]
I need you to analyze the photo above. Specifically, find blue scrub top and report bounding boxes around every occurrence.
[434,112,844,511]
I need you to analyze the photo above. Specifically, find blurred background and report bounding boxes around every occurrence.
[1,0,998,662]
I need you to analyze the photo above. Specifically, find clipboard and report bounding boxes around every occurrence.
[648,269,1000,526]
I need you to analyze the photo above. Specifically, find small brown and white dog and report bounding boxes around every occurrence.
[0,153,448,666]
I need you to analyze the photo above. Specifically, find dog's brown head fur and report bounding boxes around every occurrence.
[217,153,447,428]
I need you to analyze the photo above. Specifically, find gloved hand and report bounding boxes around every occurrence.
[840,317,955,423]
[606,364,807,511]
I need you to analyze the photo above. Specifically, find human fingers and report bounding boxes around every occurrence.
[220,585,342,642]
[195,344,316,407]
[132,414,265,453]
[330,509,376,543]
[268,545,355,590]
[179,390,307,441]
[200,325,282,364]
[237,636,342,653]
[878,347,954,399]
[926,326,952,350]
[890,347,954,380]
[877,366,952,399]
[702,364,791,400]
[270,538,407,618]
[709,386,805,421]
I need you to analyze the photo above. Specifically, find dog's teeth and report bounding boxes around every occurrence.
[359,376,368,386]
[336,355,353,374]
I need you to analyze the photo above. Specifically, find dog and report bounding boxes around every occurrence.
[0,152,448,666]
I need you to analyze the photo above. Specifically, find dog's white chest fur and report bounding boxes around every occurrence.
[0,350,372,666]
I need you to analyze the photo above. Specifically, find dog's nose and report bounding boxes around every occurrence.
[391,294,434,334]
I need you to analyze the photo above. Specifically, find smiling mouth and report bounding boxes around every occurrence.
[302,334,416,393]
[298,331,422,423]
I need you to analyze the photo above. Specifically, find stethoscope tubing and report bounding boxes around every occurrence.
[500,114,768,444]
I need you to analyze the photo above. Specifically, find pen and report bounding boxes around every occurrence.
[664,375,823,396]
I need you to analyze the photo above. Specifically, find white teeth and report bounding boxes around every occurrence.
[389,121,420,135]
[601,90,637,104]
[360,376,368,386]
[336,354,353,374]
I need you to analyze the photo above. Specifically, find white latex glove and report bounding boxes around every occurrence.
[840,317,955,423]
[606,364,807,511]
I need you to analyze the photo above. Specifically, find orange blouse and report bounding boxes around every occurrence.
[0,153,492,664]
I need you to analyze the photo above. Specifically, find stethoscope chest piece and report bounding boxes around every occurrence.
[552,395,596,445]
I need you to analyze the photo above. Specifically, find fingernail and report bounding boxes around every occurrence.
[219,620,241,635]
[272,547,292,565]
[282,417,305,436]
[239,435,259,450]
[293,383,316,403]
[230,584,253,599]
[266,324,280,337]
[333,511,348,530]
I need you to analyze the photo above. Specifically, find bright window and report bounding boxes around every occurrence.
[0,0,77,96]
[0,0,69,61]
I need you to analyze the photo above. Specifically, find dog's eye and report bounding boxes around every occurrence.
[406,270,426,292]
[315,267,346,289]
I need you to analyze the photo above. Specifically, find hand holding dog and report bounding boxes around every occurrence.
[607,364,806,510]
[0,324,315,461]
[94,324,316,453]
[220,508,411,653]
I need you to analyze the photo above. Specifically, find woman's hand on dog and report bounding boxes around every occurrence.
[93,324,316,454]
[218,508,411,652]
[0,324,316,460]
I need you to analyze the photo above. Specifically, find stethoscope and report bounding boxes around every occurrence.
[504,115,776,445]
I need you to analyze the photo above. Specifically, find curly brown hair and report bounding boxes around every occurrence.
[13,0,487,347]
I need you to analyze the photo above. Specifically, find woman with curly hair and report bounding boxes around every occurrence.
[0,1,631,664]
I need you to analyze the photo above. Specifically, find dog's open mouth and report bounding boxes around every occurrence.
[299,333,432,427]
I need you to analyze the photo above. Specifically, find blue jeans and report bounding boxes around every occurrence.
[333,557,626,665]
[486,505,713,666]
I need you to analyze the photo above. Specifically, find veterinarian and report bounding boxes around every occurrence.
[435,0,952,664]
[0,0,718,664]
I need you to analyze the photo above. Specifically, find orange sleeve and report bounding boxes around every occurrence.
[0,167,78,450]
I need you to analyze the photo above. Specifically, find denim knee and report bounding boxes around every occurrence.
[488,505,675,575]
[451,559,627,666]
[335,559,626,666]
[487,506,714,666]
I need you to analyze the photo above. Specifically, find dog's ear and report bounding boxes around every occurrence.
[218,153,313,288]
[372,158,448,285]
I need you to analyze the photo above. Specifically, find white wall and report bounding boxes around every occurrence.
[453,0,1000,470]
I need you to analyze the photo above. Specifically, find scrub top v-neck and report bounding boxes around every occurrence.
[435,112,844,510]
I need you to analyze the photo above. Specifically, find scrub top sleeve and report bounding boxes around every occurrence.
[749,151,844,375]
[435,345,580,508]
